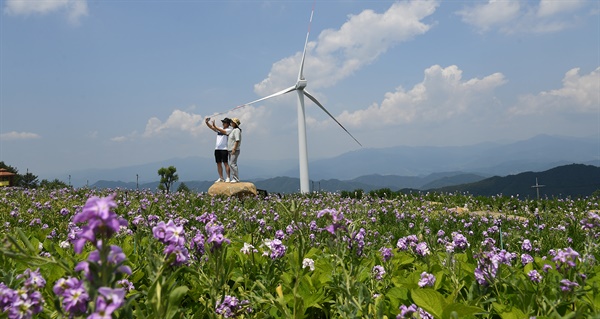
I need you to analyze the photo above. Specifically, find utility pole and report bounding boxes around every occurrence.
[531,178,545,200]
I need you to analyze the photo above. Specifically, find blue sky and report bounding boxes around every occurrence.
[1,0,599,181]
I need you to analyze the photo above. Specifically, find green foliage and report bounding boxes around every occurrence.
[19,171,39,188]
[369,187,394,199]
[39,178,70,189]
[177,182,190,193]
[158,166,179,194]
[1,188,599,318]
[340,189,364,199]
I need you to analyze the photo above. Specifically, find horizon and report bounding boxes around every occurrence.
[38,134,600,187]
[1,0,599,180]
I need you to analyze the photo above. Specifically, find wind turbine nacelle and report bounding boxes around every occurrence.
[295,79,308,90]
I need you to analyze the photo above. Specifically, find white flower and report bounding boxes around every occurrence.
[240,242,255,255]
[302,258,315,271]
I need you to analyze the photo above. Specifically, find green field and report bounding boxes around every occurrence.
[1,187,599,318]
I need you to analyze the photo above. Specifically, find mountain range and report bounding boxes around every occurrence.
[65,134,599,192]
[91,163,600,199]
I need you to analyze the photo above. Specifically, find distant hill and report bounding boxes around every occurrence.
[90,163,600,198]
[91,171,485,194]
[65,134,598,187]
[430,164,600,199]
[304,134,599,179]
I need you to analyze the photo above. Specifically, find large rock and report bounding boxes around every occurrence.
[208,182,258,198]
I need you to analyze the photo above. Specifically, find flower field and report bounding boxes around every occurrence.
[1,187,599,318]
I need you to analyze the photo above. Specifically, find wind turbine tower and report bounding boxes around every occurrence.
[235,6,362,193]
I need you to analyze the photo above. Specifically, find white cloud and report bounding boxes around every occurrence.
[457,0,593,34]
[142,110,205,138]
[0,131,41,141]
[127,104,271,141]
[457,0,521,33]
[538,0,586,17]
[4,0,88,25]
[110,136,127,143]
[337,65,506,128]
[509,67,600,115]
[254,0,439,95]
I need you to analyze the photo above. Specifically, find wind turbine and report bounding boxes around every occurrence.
[237,7,362,193]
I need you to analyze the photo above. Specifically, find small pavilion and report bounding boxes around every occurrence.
[0,168,16,187]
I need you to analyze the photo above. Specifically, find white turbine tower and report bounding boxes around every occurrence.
[237,7,362,193]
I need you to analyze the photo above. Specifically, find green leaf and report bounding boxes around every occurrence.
[166,285,189,319]
[523,262,533,273]
[442,303,485,319]
[492,302,528,319]
[16,228,36,253]
[411,289,446,319]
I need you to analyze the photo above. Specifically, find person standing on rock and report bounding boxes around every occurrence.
[205,117,232,182]
[227,118,242,183]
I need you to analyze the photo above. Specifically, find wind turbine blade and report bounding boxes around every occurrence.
[298,5,314,81]
[238,85,297,108]
[304,90,362,147]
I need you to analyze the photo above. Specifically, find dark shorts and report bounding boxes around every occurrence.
[215,150,229,163]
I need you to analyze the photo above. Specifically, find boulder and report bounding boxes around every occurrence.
[208,182,258,198]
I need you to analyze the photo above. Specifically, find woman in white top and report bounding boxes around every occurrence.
[205,117,232,182]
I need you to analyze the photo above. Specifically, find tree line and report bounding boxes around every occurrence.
[0,161,69,189]
[1,161,190,194]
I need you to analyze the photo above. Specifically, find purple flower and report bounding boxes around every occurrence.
[380,247,393,262]
[2,269,46,318]
[418,272,436,288]
[17,268,46,289]
[560,279,579,292]
[317,208,346,234]
[215,295,250,318]
[82,245,131,276]
[0,283,16,312]
[89,296,115,319]
[164,244,190,266]
[264,239,286,260]
[206,221,230,251]
[62,283,89,314]
[164,220,185,246]
[522,239,532,252]
[117,279,135,292]
[152,221,167,241]
[521,253,534,265]
[347,228,367,256]
[475,251,502,286]
[451,232,470,251]
[208,232,231,251]
[191,231,206,256]
[73,195,117,224]
[72,194,127,253]
[542,264,553,273]
[98,287,126,309]
[553,247,580,271]
[275,230,285,240]
[528,270,542,283]
[397,304,418,318]
[415,242,430,257]
[396,235,418,251]
[372,265,386,281]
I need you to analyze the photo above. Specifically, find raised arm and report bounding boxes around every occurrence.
[205,118,214,130]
